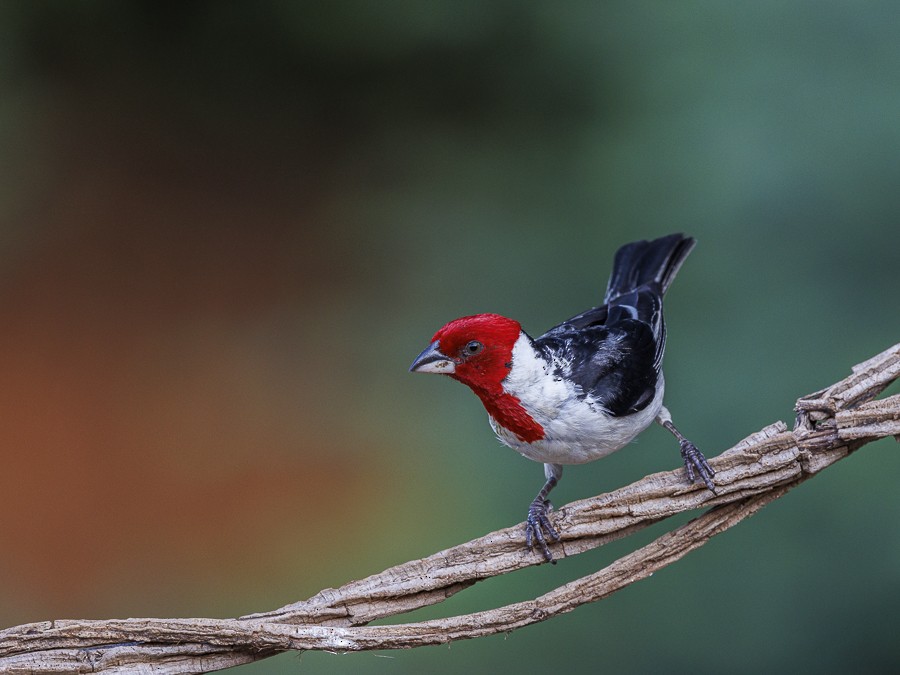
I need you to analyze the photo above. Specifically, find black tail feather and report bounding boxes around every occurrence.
[605,234,696,302]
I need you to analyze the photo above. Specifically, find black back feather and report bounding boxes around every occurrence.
[535,234,695,416]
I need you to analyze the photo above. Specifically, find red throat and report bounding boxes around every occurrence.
[471,388,545,443]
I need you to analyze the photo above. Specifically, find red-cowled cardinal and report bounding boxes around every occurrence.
[410,234,714,562]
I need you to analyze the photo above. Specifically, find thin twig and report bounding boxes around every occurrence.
[2,343,898,674]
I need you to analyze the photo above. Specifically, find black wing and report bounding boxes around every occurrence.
[536,300,660,417]
[534,234,694,415]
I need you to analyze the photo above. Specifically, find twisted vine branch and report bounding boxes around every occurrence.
[2,343,898,674]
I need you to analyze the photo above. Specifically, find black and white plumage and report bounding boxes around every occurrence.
[539,234,693,409]
[410,234,714,562]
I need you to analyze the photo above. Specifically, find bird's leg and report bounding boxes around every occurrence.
[656,406,716,492]
[526,463,562,563]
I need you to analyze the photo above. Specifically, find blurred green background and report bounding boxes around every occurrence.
[2,1,899,673]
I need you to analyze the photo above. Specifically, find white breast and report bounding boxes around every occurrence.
[490,333,664,465]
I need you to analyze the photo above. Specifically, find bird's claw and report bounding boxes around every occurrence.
[680,439,716,492]
[525,498,560,563]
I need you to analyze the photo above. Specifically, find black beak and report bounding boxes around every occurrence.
[409,340,456,374]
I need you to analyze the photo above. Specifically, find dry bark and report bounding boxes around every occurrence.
[2,343,898,674]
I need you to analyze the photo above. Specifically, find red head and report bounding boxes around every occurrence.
[410,313,544,443]
[409,313,521,394]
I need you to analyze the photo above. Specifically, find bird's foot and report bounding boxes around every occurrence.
[525,498,560,564]
[680,439,716,492]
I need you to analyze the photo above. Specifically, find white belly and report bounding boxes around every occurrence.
[491,334,665,465]
[490,378,663,464]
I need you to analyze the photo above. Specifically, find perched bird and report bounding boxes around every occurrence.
[409,233,714,562]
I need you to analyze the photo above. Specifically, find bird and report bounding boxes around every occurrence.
[409,233,714,563]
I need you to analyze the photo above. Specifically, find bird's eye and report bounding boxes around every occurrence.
[463,340,484,356]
